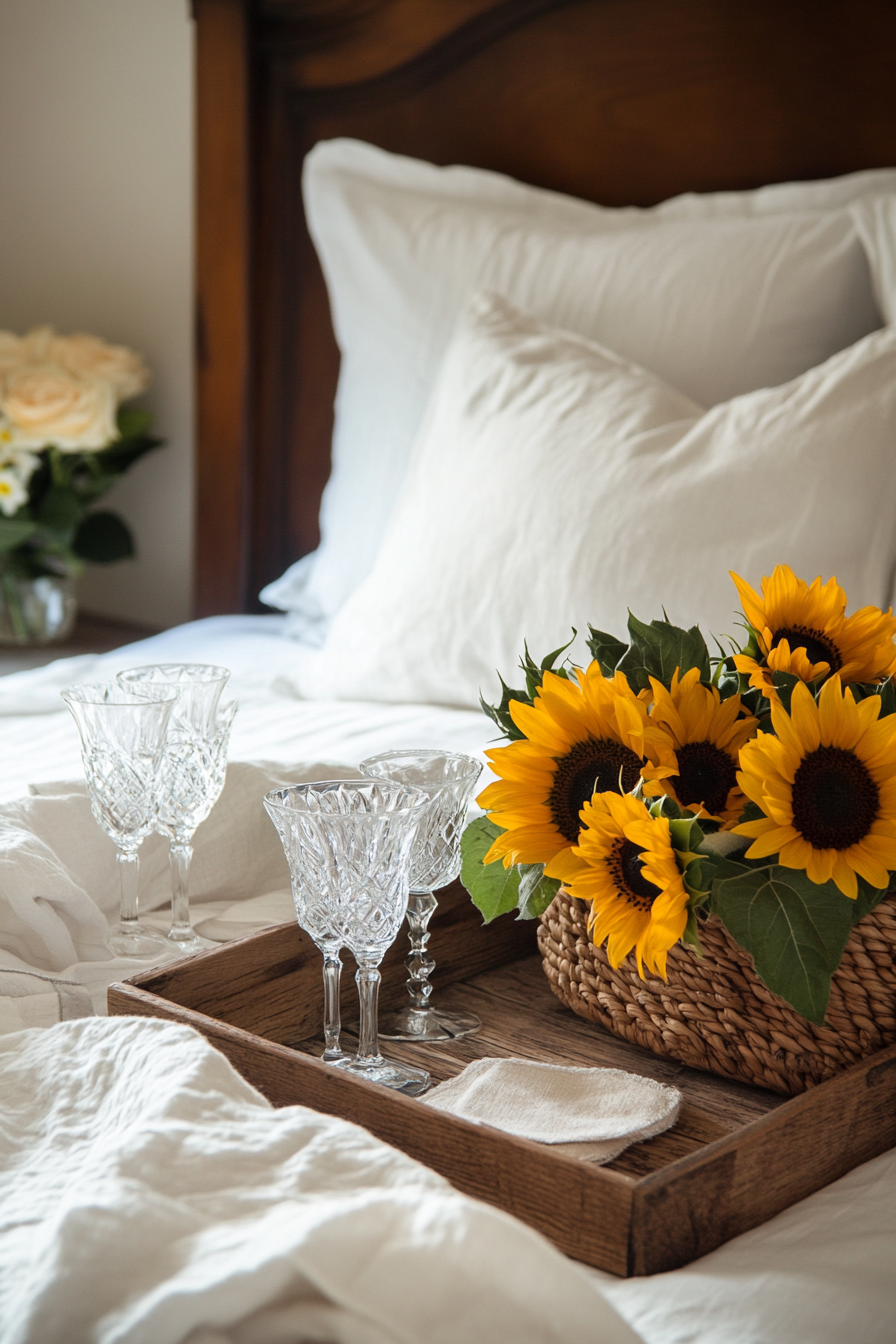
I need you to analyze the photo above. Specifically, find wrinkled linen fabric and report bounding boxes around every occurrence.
[0,760,364,1027]
[0,1016,639,1344]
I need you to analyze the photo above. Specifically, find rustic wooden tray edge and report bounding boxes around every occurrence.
[107,896,896,1277]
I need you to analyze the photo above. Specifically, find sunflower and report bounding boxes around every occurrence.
[731,565,896,692]
[546,792,689,978]
[641,667,759,827]
[734,676,896,899]
[479,664,678,869]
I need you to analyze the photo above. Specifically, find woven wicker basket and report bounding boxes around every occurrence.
[538,888,896,1095]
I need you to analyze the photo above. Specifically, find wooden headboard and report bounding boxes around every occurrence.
[192,0,896,617]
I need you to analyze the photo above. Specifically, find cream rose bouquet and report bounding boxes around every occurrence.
[0,326,162,601]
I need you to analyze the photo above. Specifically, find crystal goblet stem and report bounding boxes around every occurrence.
[405,889,437,1011]
[321,947,344,1062]
[116,839,142,940]
[359,750,483,1042]
[355,961,385,1066]
[168,832,195,944]
[119,665,235,954]
[264,779,430,1092]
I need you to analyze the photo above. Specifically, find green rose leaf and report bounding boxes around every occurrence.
[460,818,521,922]
[585,625,627,678]
[116,405,153,440]
[616,613,711,693]
[36,487,83,535]
[73,511,135,564]
[0,519,38,553]
[100,431,164,475]
[712,861,857,1024]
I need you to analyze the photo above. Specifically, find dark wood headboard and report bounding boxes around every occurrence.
[192,0,896,616]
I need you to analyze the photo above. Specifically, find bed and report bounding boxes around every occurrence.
[2,0,896,1340]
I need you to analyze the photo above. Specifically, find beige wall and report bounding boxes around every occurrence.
[0,0,194,629]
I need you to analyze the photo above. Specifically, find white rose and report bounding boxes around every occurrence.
[0,363,117,451]
[20,326,55,363]
[0,466,30,517]
[0,331,27,377]
[53,332,149,401]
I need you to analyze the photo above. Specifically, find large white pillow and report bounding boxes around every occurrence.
[295,292,896,710]
[262,139,892,632]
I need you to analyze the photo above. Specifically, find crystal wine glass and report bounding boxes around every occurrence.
[118,664,236,953]
[264,778,431,1094]
[61,680,178,958]
[360,749,483,1041]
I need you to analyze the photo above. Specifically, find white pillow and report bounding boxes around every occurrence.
[262,139,891,631]
[295,292,896,710]
[851,195,896,323]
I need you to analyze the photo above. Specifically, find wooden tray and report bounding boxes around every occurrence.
[108,882,896,1277]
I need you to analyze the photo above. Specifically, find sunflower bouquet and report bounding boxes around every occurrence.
[461,565,896,1027]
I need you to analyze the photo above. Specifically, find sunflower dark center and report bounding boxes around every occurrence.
[608,838,659,911]
[791,746,879,850]
[770,624,842,672]
[549,738,643,843]
[670,741,738,816]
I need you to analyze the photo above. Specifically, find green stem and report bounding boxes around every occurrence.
[2,573,29,641]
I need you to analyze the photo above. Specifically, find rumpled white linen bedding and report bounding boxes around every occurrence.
[1,615,894,1343]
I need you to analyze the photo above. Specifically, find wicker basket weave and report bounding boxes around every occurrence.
[538,888,896,1095]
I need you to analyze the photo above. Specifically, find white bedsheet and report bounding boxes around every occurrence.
[0,616,894,1343]
[0,616,490,803]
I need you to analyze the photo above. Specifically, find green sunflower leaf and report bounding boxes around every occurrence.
[479,674,529,741]
[711,862,856,1025]
[851,678,896,719]
[878,679,896,718]
[459,820,560,923]
[850,872,894,924]
[617,613,711,693]
[647,794,691,822]
[586,626,628,678]
[769,671,801,713]
[516,863,561,920]
[681,908,704,956]
[520,635,575,699]
[460,818,521,922]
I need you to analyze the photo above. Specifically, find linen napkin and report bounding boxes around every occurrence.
[424,1057,681,1163]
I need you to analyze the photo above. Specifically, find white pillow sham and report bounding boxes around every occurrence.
[295,292,896,710]
[262,139,892,631]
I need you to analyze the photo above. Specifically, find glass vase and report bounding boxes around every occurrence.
[0,573,77,646]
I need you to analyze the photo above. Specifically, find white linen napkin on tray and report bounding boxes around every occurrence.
[424,1057,682,1163]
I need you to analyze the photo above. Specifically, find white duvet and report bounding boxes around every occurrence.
[0,616,894,1343]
